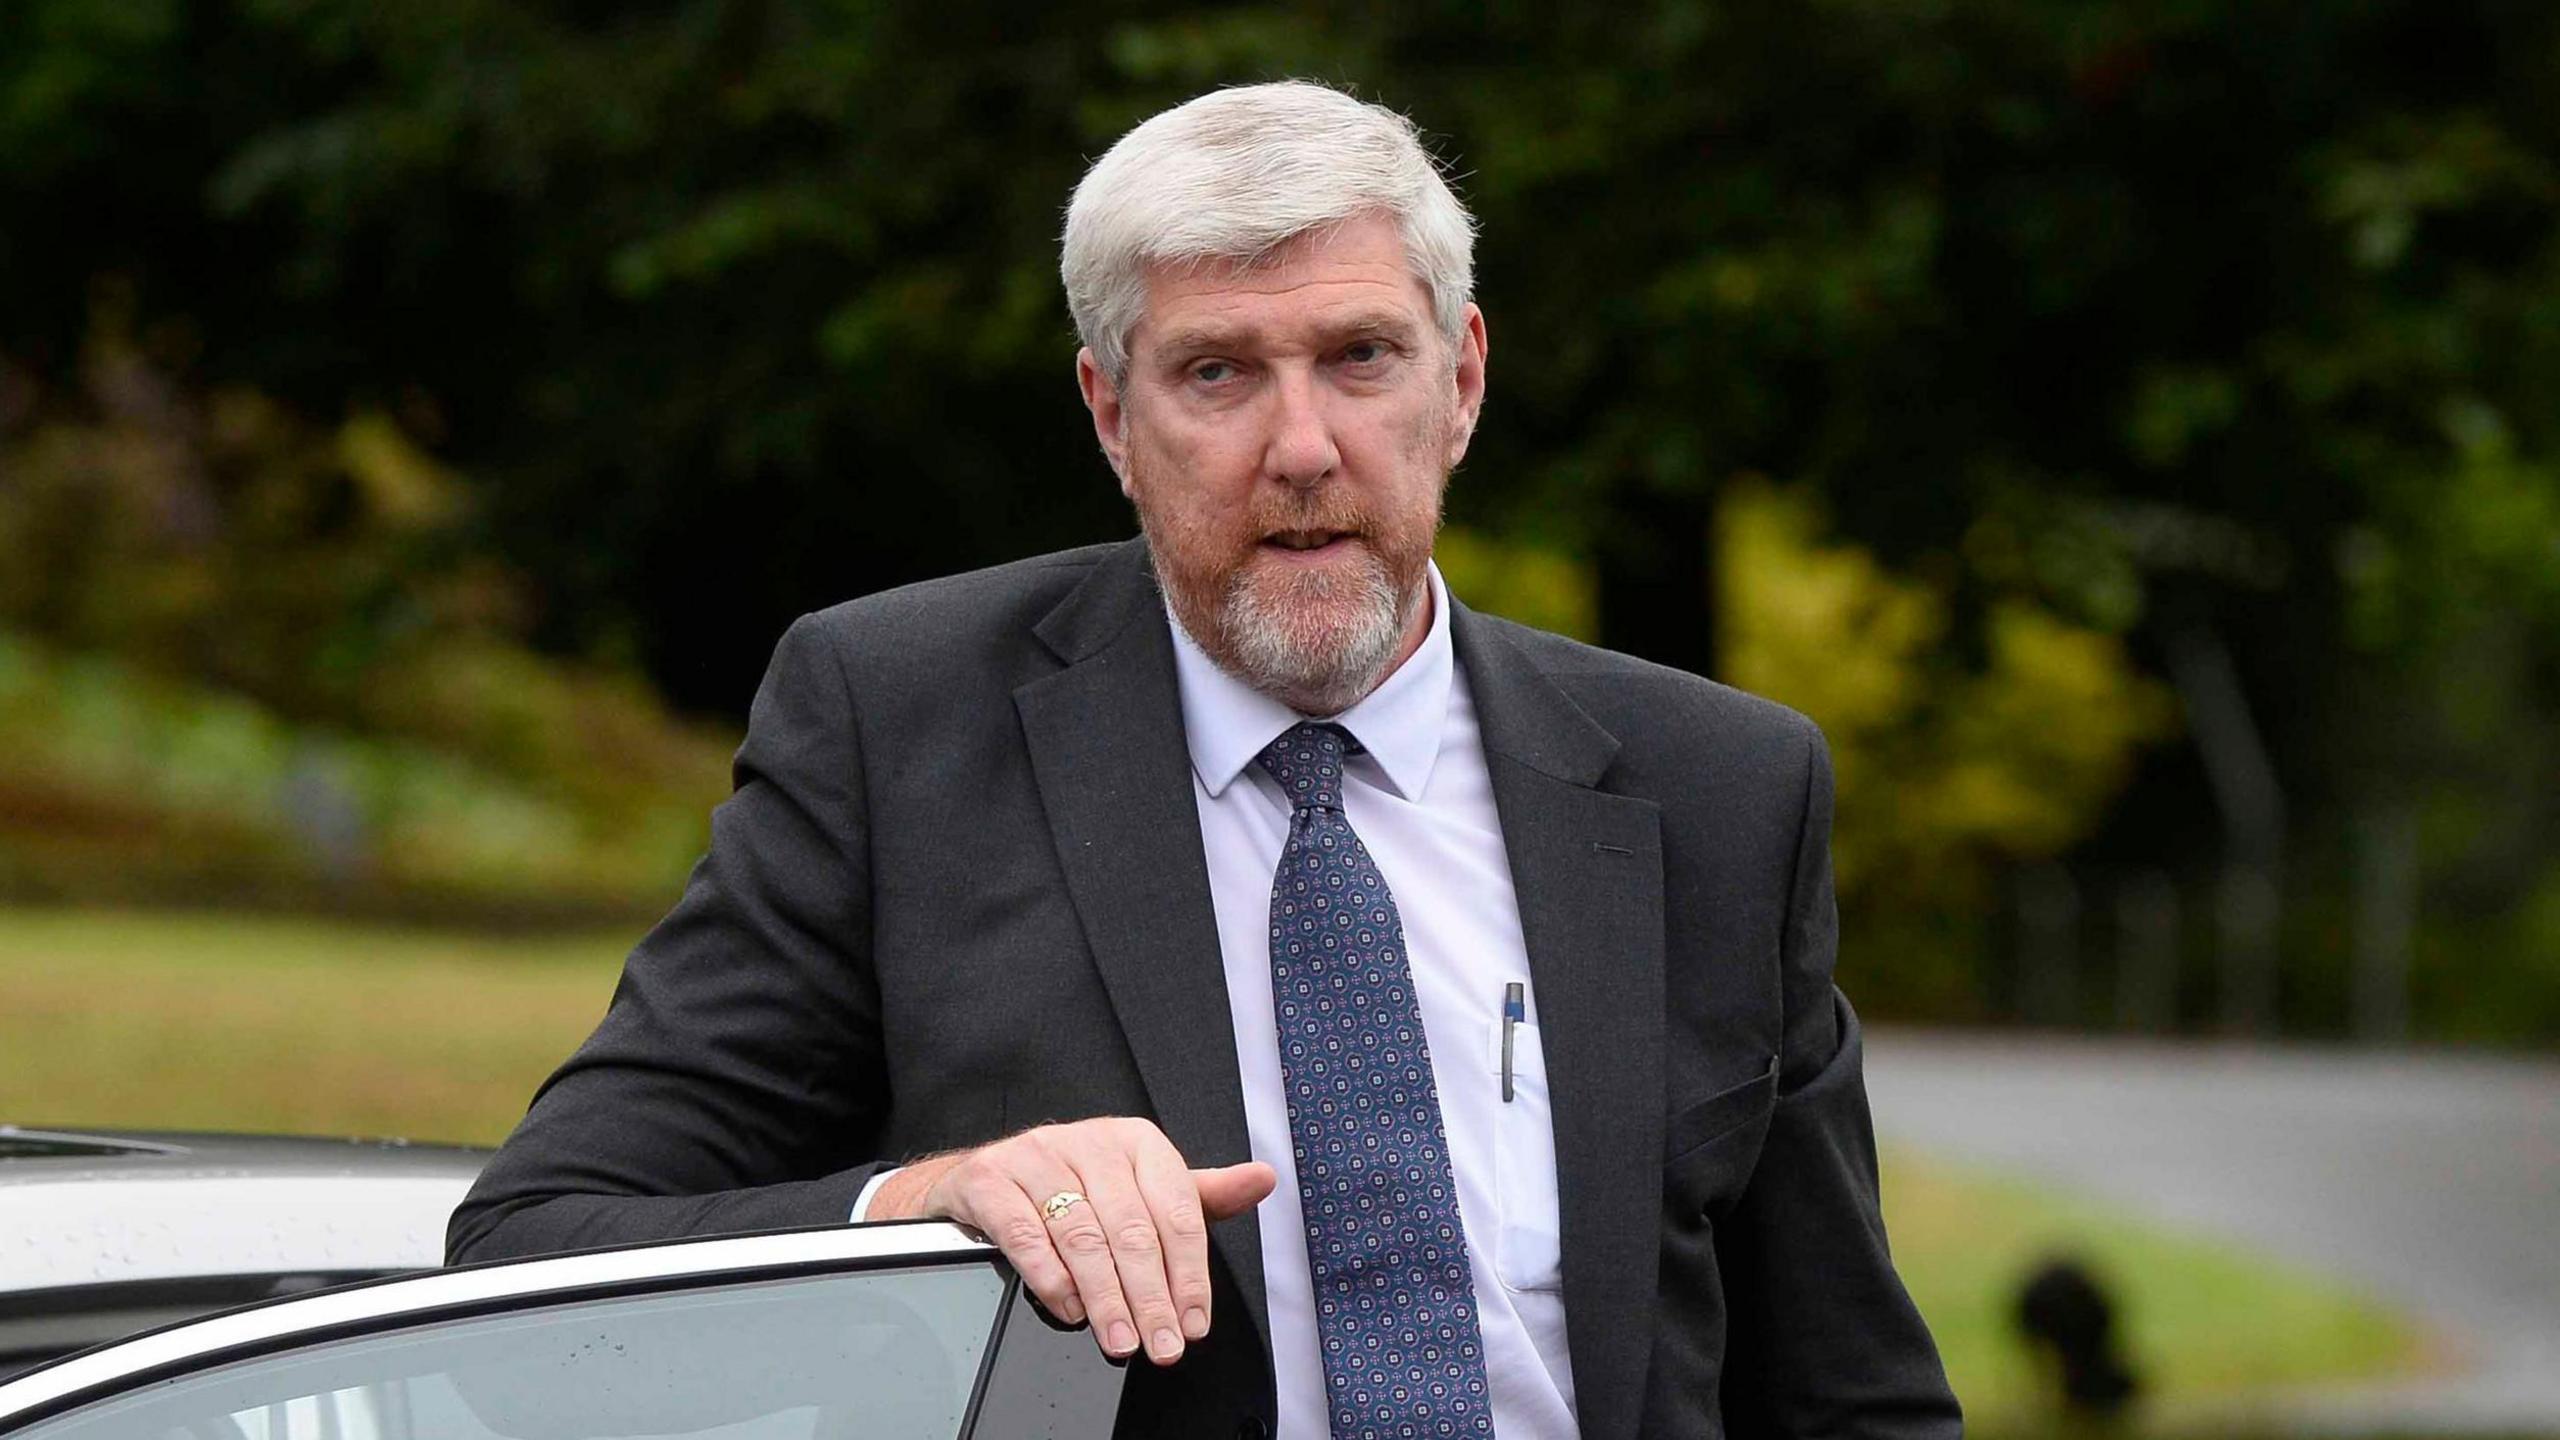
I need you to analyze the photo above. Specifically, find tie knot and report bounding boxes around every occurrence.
[1255,722,1355,812]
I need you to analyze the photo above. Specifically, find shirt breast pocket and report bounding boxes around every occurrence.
[1487,1018,1564,1294]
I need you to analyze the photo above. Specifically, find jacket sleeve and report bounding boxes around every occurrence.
[447,612,890,1263]
[1715,726,1965,1436]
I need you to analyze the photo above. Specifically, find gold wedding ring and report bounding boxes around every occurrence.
[1042,1190,1087,1222]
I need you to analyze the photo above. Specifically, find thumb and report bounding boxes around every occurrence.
[1192,1161,1278,1220]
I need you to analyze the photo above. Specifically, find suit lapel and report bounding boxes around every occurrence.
[1012,541,1272,1349]
[1454,605,1666,1440]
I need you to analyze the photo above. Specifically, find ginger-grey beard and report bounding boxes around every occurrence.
[1135,485,1438,716]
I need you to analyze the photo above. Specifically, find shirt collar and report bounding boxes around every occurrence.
[1167,562,1454,802]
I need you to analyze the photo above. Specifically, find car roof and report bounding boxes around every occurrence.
[0,1126,487,1182]
[0,1126,487,1292]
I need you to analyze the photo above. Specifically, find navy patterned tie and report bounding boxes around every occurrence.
[1257,722,1494,1440]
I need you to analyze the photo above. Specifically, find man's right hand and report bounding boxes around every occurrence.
[865,1118,1276,1367]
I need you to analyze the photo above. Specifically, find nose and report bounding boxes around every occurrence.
[1261,367,1339,488]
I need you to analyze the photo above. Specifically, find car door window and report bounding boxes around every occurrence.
[15,1261,1009,1440]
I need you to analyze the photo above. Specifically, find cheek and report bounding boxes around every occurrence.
[1346,379,1447,461]
[1369,402,1455,509]
[1141,423,1261,507]
[1131,434,1255,541]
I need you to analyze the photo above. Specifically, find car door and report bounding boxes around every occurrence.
[0,1222,1125,1440]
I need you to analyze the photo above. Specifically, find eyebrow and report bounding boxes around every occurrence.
[1148,310,1426,364]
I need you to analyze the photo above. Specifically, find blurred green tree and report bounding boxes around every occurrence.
[0,313,731,919]
[4,0,2555,1031]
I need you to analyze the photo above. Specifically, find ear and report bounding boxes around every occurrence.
[1076,347,1134,495]
[1446,304,1489,471]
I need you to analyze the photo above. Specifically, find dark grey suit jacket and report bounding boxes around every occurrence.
[448,538,1961,1439]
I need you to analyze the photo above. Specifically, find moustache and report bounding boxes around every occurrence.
[1244,499,1373,541]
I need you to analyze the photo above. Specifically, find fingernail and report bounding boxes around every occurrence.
[1107,1321,1138,1356]
[1150,1328,1182,1361]
[1058,1295,1085,1325]
[1182,1307,1209,1340]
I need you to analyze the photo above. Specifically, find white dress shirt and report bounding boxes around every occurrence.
[1170,563,1576,1440]
[863,563,1576,1438]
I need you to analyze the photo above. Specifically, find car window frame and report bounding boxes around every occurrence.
[0,1220,1125,1440]
[0,1271,400,1382]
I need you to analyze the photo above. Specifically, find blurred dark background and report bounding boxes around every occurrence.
[5,0,2557,1044]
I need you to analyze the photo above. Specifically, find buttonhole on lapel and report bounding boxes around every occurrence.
[1592,841,1634,856]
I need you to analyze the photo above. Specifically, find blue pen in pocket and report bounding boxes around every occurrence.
[1501,982,1525,1102]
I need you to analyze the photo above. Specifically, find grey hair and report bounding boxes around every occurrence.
[1061,80,1476,386]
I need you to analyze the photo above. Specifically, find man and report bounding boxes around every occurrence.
[451,81,1960,1439]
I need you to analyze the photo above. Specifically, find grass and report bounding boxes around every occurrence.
[1881,1147,2430,1434]
[0,906,2437,1431]
[0,907,629,1144]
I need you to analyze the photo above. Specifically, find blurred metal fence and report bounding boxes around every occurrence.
[2006,848,2419,1043]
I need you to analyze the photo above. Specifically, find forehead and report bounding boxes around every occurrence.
[1134,212,1432,353]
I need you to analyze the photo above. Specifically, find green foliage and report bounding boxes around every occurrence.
[2410,856,2560,1045]
[0,318,731,921]
[1433,526,1598,644]
[0,627,720,920]
[4,0,2559,1031]
[1719,483,2172,1009]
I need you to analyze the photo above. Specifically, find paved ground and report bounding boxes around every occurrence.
[1865,1030,2560,1435]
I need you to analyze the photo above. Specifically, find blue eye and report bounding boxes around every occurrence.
[1193,361,1235,384]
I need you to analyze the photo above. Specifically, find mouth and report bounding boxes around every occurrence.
[1259,528,1356,557]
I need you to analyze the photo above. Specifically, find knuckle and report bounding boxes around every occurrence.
[1160,1202,1207,1240]
[1111,1219,1164,1257]
[995,1218,1050,1254]
[1058,1223,1114,1259]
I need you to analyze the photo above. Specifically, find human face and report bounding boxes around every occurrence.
[1078,211,1489,715]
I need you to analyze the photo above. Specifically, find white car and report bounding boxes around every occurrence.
[0,1127,1124,1438]
[0,1126,486,1378]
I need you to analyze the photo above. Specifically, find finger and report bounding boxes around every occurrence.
[1133,1141,1215,1344]
[1040,1162,1142,1362]
[941,1158,1085,1328]
[1193,1161,1278,1220]
[1075,1154,1187,1365]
